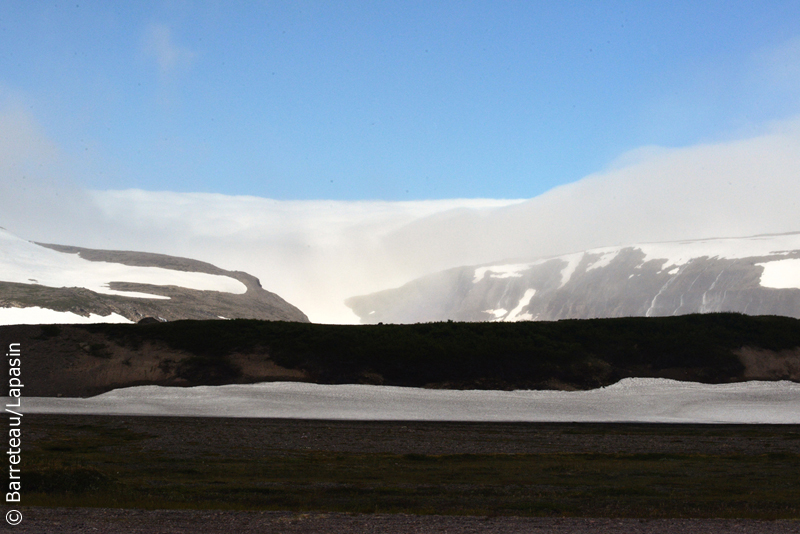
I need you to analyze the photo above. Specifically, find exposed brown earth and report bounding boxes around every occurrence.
[0,324,310,397]
[736,346,800,381]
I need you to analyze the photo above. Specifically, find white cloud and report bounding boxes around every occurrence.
[0,92,107,244]
[83,191,522,323]
[74,114,800,322]
[752,35,800,95]
[141,23,195,78]
[379,116,800,275]
[0,98,58,166]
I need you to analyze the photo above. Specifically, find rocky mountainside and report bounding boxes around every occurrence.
[0,229,308,324]
[346,232,800,324]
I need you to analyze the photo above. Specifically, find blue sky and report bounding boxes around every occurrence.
[2,1,800,201]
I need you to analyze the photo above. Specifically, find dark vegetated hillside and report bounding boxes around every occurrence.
[79,313,800,390]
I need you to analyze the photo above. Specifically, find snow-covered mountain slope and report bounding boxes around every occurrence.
[346,232,800,324]
[0,229,308,324]
[1,228,247,298]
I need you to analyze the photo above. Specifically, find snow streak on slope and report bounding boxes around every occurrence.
[0,229,247,299]
[506,289,537,321]
[557,253,584,287]
[14,379,800,423]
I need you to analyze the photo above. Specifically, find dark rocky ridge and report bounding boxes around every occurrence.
[3,314,799,397]
[0,243,308,323]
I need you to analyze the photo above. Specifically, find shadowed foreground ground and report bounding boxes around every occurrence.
[7,416,800,532]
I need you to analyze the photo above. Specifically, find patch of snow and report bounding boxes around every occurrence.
[505,289,536,322]
[484,308,508,320]
[473,263,534,283]
[585,249,620,271]
[15,378,800,423]
[757,258,800,289]
[0,229,247,299]
[0,307,133,325]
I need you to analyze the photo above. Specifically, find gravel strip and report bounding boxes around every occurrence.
[3,508,799,534]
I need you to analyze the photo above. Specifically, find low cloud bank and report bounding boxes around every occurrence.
[3,100,800,322]
[84,191,521,322]
[381,118,800,274]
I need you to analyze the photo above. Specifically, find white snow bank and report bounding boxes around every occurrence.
[14,378,800,423]
[0,229,247,298]
[758,258,800,289]
[0,307,133,325]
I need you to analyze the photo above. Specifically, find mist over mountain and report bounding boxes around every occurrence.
[0,229,308,325]
[346,233,800,324]
[3,118,800,323]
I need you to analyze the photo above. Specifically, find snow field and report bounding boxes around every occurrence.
[16,378,800,423]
